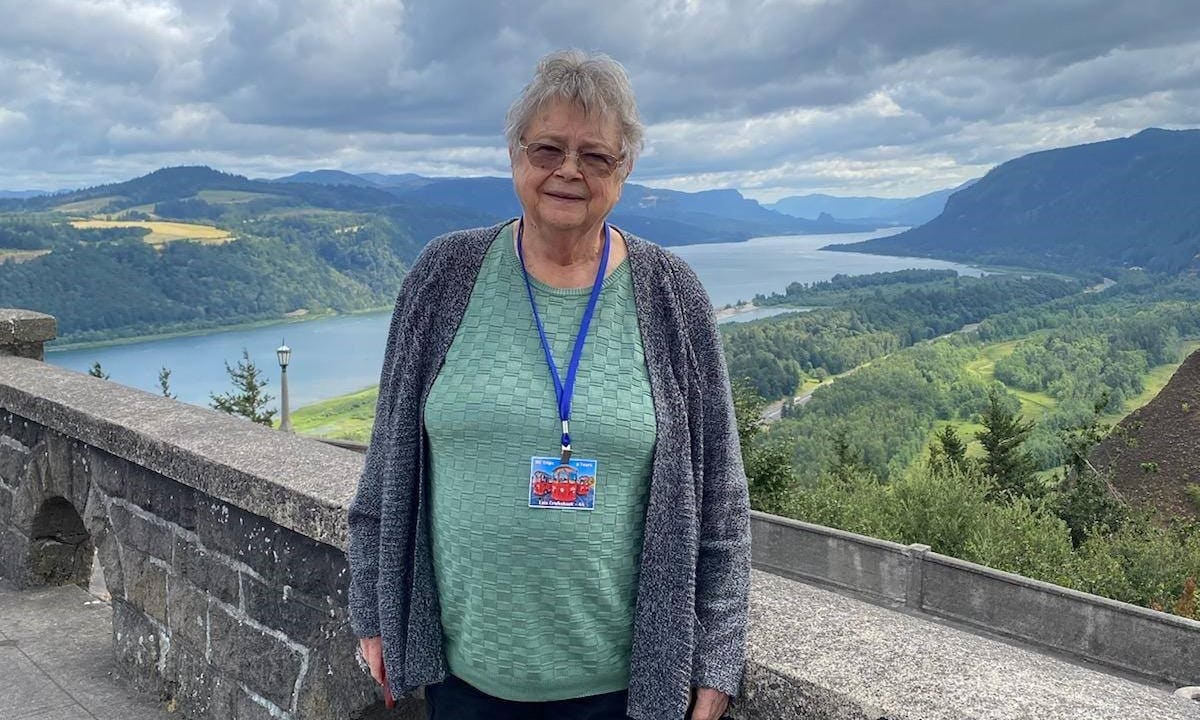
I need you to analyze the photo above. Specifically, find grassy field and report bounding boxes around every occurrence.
[0,248,52,264]
[69,219,234,246]
[196,190,285,204]
[54,196,126,213]
[288,386,379,443]
[963,339,1058,416]
[939,337,1200,459]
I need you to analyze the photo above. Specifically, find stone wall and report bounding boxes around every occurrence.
[751,511,1200,690]
[0,417,391,717]
[0,310,416,719]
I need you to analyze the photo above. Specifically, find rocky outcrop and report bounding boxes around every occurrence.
[1093,348,1200,520]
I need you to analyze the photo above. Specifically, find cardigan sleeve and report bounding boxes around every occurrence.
[345,235,449,638]
[669,257,752,697]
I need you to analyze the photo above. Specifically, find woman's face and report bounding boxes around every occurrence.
[512,99,629,239]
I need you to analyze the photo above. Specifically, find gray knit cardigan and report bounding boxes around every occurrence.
[347,220,751,720]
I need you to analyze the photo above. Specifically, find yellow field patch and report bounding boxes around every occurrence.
[69,219,233,246]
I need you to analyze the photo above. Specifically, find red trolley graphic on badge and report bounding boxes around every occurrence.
[529,457,597,510]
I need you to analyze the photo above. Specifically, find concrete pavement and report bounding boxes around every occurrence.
[0,578,171,720]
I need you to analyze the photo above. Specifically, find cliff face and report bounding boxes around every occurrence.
[826,127,1200,274]
[1093,348,1200,520]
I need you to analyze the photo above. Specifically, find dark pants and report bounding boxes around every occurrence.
[425,674,633,720]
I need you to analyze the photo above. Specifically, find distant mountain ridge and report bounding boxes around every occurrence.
[0,190,52,199]
[825,128,1200,274]
[6,165,870,246]
[769,182,975,226]
[268,169,381,188]
[18,166,400,211]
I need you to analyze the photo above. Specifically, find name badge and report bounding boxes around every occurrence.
[529,456,598,510]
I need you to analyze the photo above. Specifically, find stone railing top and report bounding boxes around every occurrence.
[0,309,57,344]
[745,569,1199,720]
[0,355,364,549]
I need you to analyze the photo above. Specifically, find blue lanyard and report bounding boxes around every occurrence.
[516,218,611,464]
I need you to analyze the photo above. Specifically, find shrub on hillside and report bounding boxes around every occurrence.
[1062,518,1200,619]
[964,496,1074,582]
[887,463,992,559]
[779,456,1200,621]
[785,469,895,541]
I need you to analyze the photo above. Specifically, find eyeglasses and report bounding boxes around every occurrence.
[519,141,626,178]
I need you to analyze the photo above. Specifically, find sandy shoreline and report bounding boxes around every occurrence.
[715,302,760,321]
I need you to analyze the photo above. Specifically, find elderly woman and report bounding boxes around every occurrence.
[348,50,750,720]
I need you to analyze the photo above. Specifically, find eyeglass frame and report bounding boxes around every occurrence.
[517,140,628,178]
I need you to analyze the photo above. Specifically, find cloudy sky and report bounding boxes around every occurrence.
[2,0,1198,201]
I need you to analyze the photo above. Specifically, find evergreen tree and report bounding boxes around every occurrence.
[158,367,176,399]
[936,425,968,470]
[210,349,276,426]
[830,426,867,482]
[1055,394,1126,545]
[88,362,109,380]
[976,389,1039,498]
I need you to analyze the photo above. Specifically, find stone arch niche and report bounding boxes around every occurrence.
[29,495,93,585]
[2,431,111,590]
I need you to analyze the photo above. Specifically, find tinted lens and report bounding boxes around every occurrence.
[526,143,566,169]
[580,153,618,177]
[523,143,620,177]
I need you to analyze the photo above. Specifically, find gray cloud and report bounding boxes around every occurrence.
[0,0,1197,197]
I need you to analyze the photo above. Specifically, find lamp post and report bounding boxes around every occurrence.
[277,341,292,433]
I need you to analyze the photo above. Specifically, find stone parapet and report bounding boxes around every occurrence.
[751,511,1200,691]
[0,309,57,360]
[735,570,1200,720]
[0,355,409,718]
[0,355,357,549]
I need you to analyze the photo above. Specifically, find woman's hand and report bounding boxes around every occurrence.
[690,687,729,720]
[359,636,384,685]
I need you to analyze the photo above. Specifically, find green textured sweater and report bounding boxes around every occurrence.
[424,225,657,701]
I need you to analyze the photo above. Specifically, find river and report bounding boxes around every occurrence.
[45,228,981,410]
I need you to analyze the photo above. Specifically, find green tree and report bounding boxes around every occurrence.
[88,362,109,380]
[829,426,868,483]
[210,349,276,426]
[933,425,968,472]
[731,378,796,514]
[976,389,1039,499]
[158,366,176,399]
[1054,395,1126,546]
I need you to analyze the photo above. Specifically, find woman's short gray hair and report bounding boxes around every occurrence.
[505,50,645,172]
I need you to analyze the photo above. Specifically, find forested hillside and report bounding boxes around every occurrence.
[0,165,879,343]
[0,167,503,342]
[0,215,413,342]
[731,269,1200,483]
[826,128,1200,274]
[723,271,1079,400]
